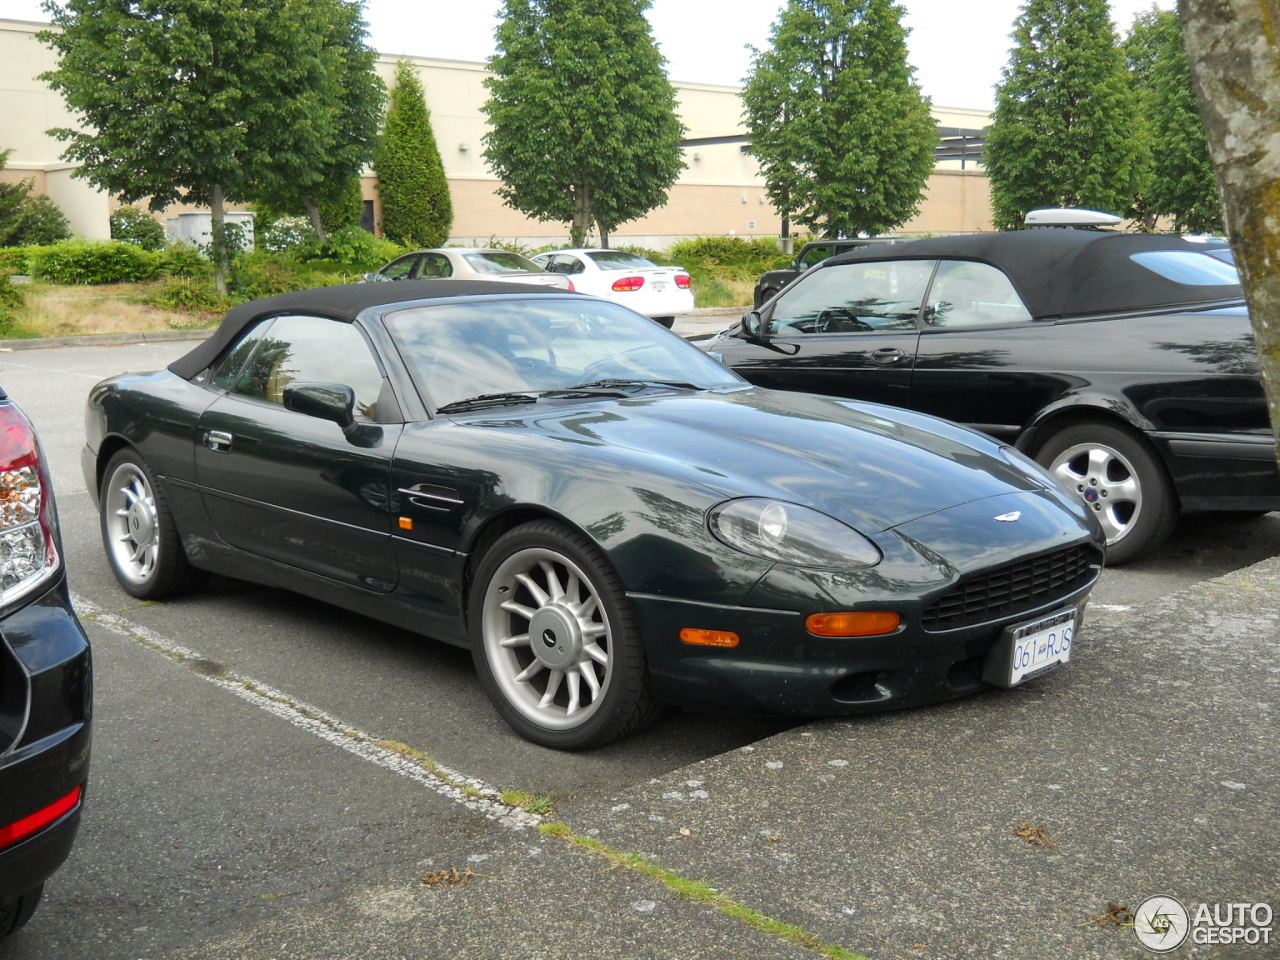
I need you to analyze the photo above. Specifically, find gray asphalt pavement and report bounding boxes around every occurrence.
[0,338,1275,960]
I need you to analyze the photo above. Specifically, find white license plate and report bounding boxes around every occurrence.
[653,281,668,291]
[1004,609,1075,685]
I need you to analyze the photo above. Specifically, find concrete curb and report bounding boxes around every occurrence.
[0,328,212,351]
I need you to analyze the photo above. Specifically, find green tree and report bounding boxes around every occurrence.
[375,60,452,248]
[1122,8,1165,230]
[986,0,1142,229]
[1140,9,1221,232]
[253,0,384,242]
[483,0,685,247]
[0,149,34,245]
[10,195,71,246]
[110,205,167,250]
[742,0,936,239]
[39,0,364,293]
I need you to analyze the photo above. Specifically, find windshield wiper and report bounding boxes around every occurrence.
[435,392,540,414]
[562,378,704,392]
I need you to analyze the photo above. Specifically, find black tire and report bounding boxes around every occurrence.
[468,520,659,749]
[0,885,43,938]
[99,448,204,599]
[1034,421,1177,565]
[652,316,675,329]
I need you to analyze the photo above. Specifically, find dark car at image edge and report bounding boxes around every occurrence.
[0,389,92,938]
[713,229,1280,564]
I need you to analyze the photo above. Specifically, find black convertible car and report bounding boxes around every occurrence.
[706,230,1279,564]
[84,280,1102,748]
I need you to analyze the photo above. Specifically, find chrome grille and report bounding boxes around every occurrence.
[923,544,1100,631]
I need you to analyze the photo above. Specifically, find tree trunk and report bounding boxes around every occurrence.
[599,224,610,248]
[1179,0,1280,470]
[302,197,329,243]
[570,183,592,248]
[210,183,228,296]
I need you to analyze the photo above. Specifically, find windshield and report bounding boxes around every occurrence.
[463,251,543,274]
[587,250,659,270]
[385,297,742,410]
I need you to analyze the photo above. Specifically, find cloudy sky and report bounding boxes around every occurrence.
[5,0,1175,109]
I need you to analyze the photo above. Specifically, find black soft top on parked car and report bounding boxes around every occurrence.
[167,278,568,380]
[822,230,1241,320]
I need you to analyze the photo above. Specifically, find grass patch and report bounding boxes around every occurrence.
[9,280,215,338]
[537,821,868,960]
[500,790,556,816]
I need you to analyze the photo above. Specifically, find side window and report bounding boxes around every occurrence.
[559,256,585,275]
[768,259,936,336]
[925,261,1033,328]
[796,244,833,269]
[418,253,452,278]
[378,255,419,281]
[226,315,386,420]
[208,319,277,390]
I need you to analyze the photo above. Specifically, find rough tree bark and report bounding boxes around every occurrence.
[1179,0,1280,469]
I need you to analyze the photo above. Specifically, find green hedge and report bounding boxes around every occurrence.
[0,247,32,276]
[27,240,162,284]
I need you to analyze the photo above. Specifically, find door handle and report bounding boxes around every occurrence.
[870,347,904,365]
[203,430,233,452]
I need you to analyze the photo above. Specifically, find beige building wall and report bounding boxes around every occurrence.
[2,17,993,246]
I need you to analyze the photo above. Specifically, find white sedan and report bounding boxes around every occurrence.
[531,249,693,327]
[368,248,571,289]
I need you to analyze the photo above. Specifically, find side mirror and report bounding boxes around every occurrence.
[284,382,356,432]
[742,310,768,340]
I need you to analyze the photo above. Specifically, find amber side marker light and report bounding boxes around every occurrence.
[806,611,901,637]
[680,628,741,648]
[398,517,414,531]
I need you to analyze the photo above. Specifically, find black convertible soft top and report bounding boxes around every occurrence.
[823,229,1241,320]
[167,278,572,380]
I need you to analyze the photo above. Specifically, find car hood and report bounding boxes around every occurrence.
[459,387,1067,533]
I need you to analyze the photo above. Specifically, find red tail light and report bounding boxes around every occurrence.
[611,276,645,292]
[0,785,82,849]
[675,273,692,289]
[0,402,59,605]
[567,279,575,292]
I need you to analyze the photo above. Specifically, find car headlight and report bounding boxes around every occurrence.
[708,498,881,569]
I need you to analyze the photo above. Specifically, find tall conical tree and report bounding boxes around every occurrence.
[986,0,1142,229]
[743,0,936,238]
[376,60,452,248]
[483,0,685,247]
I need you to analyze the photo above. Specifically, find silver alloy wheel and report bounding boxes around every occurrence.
[103,461,160,586]
[480,546,612,730]
[1048,441,1142,545]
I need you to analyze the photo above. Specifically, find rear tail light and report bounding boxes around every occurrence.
[567,279,575,292]
[675,273,692,289]
[0,402,59,606]
[611,276,645,292]
[0,785,82,849]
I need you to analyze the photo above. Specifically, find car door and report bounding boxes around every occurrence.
[193,314,403,591]
[909,259,1055,441]
[717,258,935,408]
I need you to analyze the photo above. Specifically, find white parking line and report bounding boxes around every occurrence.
[72,594,542,831]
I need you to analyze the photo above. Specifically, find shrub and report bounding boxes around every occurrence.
[666,235,787,271]
[156,243,211,279]
[146,276,229,316]
[9,196,72,246]
[298,226,401,272]
[109,205,167,250]
[27,240,162,284]
[0,247,31,276]
[260,215,312,253]
[229,251,347,302]
[0,276,31,339]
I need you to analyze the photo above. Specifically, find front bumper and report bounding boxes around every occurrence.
[0,577,92,902]
[632,576,1097,715]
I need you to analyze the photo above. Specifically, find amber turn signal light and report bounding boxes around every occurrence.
[398,517,414,531]
[806,611,901,637]
[680,628,740,648]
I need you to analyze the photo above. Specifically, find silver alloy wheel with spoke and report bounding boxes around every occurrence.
[480,546,613,730]
[1048,441,1142,545]
[103,461,160,585]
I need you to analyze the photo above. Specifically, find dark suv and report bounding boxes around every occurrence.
[753,238,902,306]
[0,389,92,938]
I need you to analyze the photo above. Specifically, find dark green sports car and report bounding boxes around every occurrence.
[83,280,1103,749]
